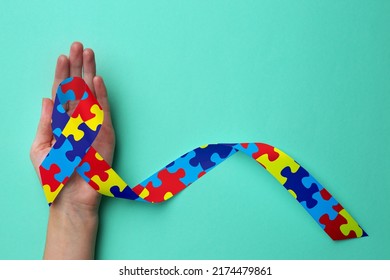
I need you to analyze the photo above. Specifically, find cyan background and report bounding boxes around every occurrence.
[0,0,389,259]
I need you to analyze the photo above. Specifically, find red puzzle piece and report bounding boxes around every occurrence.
[72,95,102,121]
[133,168,186,203]
[39,164,62,192]
[319,204,357,240]
[61,78,87,99]
[252,143,280,161]
[81,148,110,190]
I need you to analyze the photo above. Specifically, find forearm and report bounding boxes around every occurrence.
[43,202,99,260]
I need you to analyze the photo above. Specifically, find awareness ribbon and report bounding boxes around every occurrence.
[39,77,367,241]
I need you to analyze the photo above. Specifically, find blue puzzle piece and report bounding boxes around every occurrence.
[281,166,320,209]
[60,77,73,86]
[51,97,70,139]
[53,128,62,137]
[76,162,91,182]
[78,122,101,143]
[232,143,259,157]
[139,170,162,187]
[210,148,237,167]
[66,135,91,162]
[41,135,81,182]
[56,102,66,113]
[110,185,140,200]
[302,174,324,191]
[166,150,204,185]
[301,192,339,228]
[189,144,234,170]
[57,86,76,104]
[81,91,88,100]
[65,123,100,162]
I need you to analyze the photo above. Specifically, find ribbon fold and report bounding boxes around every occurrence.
[39,77,367,241]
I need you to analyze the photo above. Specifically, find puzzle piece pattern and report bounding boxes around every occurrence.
[39,77,367,241]
[133,169,186,203]
[166,150,206,185]
[281,166,320,209]
[40,77,103,203]
[189,144,235,170]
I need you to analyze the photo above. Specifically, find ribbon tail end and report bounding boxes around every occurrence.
[42,182,65,207]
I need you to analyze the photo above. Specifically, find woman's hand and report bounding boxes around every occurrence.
[30,42,115,259]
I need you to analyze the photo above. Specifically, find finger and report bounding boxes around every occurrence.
[83,48,96,94]
[93,76,115,165]
[69,42,83,77]
[34,98,54,147]
[52,55,70,100]
[68,42,84,114]
[94,76,113,125]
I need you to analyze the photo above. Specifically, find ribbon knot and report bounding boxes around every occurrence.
[39,77,367,240]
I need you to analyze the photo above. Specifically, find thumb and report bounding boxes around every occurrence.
[33,98,54,148]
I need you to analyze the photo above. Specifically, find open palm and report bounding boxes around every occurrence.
[30,42,115,211]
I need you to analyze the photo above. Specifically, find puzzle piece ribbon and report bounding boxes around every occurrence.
[39,77,367,241]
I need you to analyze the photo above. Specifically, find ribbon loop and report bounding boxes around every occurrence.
[39,77,104,202]
[39,77,367,240]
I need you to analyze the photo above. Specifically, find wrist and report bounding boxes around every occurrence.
[44,198,99,259]
[49,199,100,222]
[50,176,102,215]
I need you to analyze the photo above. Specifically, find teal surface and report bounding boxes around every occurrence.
[0,0,389,259]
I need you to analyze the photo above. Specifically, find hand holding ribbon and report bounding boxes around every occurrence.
[39,77,367,241]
